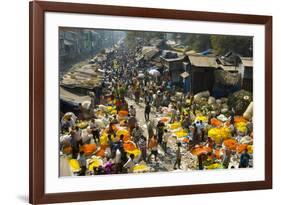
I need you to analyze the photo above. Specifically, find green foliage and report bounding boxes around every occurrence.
[125,31,142,48]
[100,48,106,54]
[228,89,253,115]
[210,35,253,56]
[124,30,253,57]
[185,34,211,52]
[124,31,165,48]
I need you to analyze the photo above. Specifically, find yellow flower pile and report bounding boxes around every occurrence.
[208,127,231,144]
[133,164,149,172]
[88,157,103,171]
[126,148,141,157]
[205,163,223,169]
[124,141,141,157]
[99,132,108,146]
[195,115,208,123]
[68,159,81,172]
[169,122,181,130]
[76,121,88,129]
[235,122,247,133]
[174,129,188,138]
[247,145,253,154]
[111,110,117,115]
[116,129,130,137]
[106,106,117,115]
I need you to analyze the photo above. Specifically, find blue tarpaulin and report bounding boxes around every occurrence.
[199,49,213,56]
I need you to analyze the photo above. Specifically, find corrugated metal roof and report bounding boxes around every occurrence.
[160,56,185,62]
[188,55,218,68]
[219,65,238,71]
[241,57,253,67]
[142,46,159,60]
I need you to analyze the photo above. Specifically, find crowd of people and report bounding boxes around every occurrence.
[60,43,254,176]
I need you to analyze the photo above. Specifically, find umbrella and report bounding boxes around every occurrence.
[148,69,160,77]
[138,73,145,78]
[217,114,228,122]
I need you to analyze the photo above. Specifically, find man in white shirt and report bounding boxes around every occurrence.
[114,148,122,174]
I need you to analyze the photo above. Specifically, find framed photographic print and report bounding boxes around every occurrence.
[29,1,272,204]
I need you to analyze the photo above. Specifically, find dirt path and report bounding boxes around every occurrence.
[125,97,184,172]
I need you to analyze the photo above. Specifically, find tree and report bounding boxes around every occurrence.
[210,35,253,56]
[185,34,212,52]
[124,31,165,48]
